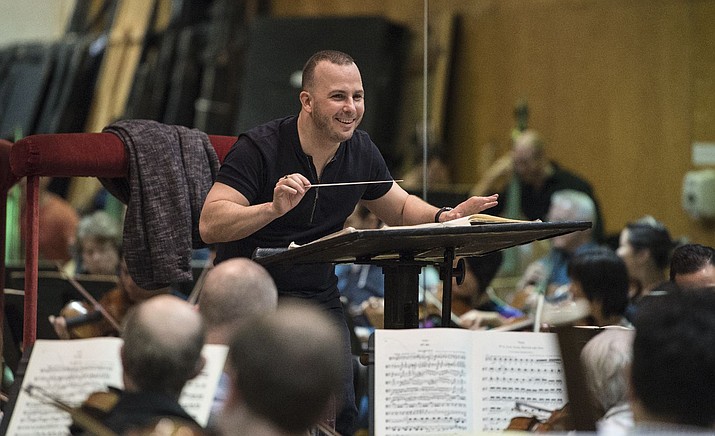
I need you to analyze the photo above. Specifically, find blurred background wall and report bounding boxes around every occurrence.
[271,0,715,247]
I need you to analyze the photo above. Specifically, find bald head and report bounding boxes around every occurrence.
[199,258,278,341]
[122,295,205,397]
[512,129,548,186]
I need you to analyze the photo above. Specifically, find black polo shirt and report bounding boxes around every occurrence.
[214,116,392,300]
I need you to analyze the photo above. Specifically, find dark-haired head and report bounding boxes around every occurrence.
[463,251,504,295]
[622,216,674,270]
[670,243,715,285]
[567,246,629,320]
[631,287,715,427]
[302,50,355,91]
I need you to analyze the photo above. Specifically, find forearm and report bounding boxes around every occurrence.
[366,184,498,226]
[400,194,440,225]
[199,200,280,243]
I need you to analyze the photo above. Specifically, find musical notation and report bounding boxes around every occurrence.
[374,329,568,435]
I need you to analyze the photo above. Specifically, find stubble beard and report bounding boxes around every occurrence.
[314,111,361,144]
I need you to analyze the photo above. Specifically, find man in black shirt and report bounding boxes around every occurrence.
[200,50,499,435]
[473,129,603,242]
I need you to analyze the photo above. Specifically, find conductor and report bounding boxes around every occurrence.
[199,49,498,435]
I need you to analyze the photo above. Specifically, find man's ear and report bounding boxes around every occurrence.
[300,90,312,113]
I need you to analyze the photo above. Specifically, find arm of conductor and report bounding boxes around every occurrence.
[363,183,499,225]
[199,173,311,244]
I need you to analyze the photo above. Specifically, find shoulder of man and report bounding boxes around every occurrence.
[551,161,594,191]
[238,116,295,144]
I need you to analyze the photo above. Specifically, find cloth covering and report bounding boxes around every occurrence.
[101,119,219,289]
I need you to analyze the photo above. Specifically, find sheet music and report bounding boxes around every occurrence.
[475,331,565,431]
[375,329,473,436]
[374,329,566,436]
[5,338,227,436]
[179,343,229,426]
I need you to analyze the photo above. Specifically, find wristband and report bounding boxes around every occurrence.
[434,207,453,223]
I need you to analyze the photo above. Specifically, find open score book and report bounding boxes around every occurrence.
[4,337,228,436]
[289,214,538,249]
[374,328,566,435]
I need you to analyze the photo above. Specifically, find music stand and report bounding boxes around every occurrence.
[254,220,591,329]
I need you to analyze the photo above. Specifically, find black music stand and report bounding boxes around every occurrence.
[254,220,591,329]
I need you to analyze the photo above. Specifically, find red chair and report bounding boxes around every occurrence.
[6,132,237,346]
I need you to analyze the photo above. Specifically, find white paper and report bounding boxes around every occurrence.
[5,338,227,436]
[374,329,565,436]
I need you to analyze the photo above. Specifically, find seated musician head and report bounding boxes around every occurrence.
[629,287,715,430]
[197,257,278,430]
[74,210,122,276]
[580,328,635,433]
[105,295,205,434]
[515,189,597,307]
[456,251,504,310]
[546,189,596,256]
[198,257,278,345]
[616,215,675,300]
[567,246,630,327]
[669,243,715,289]
[219,300,343,436]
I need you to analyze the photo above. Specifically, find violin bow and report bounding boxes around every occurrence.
[54,263,123,334]
[187,260,213,305]
[24,384,118,436]
[314,422,341,436]
[423,288,462,325]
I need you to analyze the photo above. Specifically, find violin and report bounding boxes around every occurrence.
[24,384,118,436]
[59,287,131,338]
[26,382,206,436]
[506,403,572,432]
[49,262,130,339]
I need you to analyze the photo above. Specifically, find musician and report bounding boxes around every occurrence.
[455,252,518,330]
[19,176,79,266]
[669,243,715,289]
[616,216,675,323]
[218,301,343,436]
[70,295,205,435]
[49,257,170,339]
[580,328,635,435]
[199,49,499,435]
[197,258,278,429]
[513,190,598,311]
[566,246,631,327]
[71,210,122,276]
[629,286,715,432]
[336,205,385,327]
[470,129,604,242]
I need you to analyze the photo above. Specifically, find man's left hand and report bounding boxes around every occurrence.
[441,194,499,222]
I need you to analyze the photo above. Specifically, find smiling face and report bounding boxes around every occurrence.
[301,60,364,144]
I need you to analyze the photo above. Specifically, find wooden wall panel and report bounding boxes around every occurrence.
[270,0,715,246]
